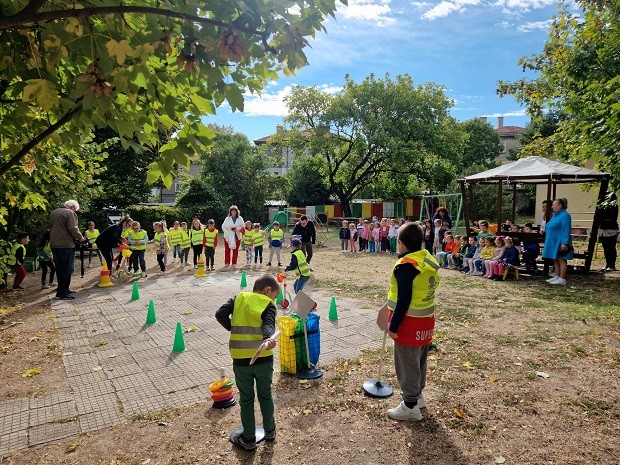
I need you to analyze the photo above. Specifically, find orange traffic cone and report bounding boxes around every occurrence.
[98,263,114,288]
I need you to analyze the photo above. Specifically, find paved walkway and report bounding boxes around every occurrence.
[0,271,384,456]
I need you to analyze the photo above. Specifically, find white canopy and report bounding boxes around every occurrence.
[461,156,608,184]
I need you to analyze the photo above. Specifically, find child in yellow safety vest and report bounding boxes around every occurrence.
[267,221,284,267]
[189,217,205,270]
[8,232,30,290]
[169,221,183,264]
[284,238,312,293]
[214,274,280,450]
[242,220,254,268]
[37,229,56,289]
[84,221,104,268]
[126,221,149,277]
[252,223,265,267]
[202,219,219,271]
[179,222,191,267]
[152,221,169,276]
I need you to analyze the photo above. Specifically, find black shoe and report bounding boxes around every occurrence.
[278,263,282,266]
[231,431,257,451]
[12,285,25,291]
[54,294,75,300]
[264,429,276,442]
[267,262,271,266]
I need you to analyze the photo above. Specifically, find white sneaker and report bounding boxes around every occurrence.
[546,276,559,283]
[157,271,165,276]
[416,395,427,409]
[548,271,556,278]
[387,401,423,421]
[551,277,566,285]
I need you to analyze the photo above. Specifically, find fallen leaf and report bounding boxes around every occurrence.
[303,409,312,415]
[494,456,506,464]
[21,368,41,378]
[141,459,151,465]
[65,442,78,453]
[92,366,102,372]
[487,376,498,383]
[62,352,73,356]
[463,361,474,369]
[514,362,522,366]
[454,408,466,418]
[536,371,550,379]
[185,326,200,333]
[96,341,108,346]
[181,312,192,315]
[28,336,40,342]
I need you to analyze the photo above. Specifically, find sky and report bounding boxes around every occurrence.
[209,0,563,143]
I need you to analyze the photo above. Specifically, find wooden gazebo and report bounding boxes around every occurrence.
[458,156,611,272]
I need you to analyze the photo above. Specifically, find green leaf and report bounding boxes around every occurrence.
[106,39,133,65]
[226,85,245,112]
[22,79,59,111]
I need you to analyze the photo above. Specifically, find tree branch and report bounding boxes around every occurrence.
[0,5,268,43]
[0,105,81,177]
[17,0,48,17]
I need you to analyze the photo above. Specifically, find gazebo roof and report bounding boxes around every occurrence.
[460,156,610,184]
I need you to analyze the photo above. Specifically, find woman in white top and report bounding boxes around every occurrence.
[221,205,244,266]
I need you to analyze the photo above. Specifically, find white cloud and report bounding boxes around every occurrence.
[494,0,556,12]
[483,109,527,117]
[517,19,552,32]
[241,84,342,117]
[421,0,481,20]
[338,0,397,27]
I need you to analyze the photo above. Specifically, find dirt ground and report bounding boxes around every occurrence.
[1,238,619,465]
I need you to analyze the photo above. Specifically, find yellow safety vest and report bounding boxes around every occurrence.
[180,229,191,248]
[85,229,99,242]
[229,292,275,360]
[253,231,265,247]
[292,249,311,278]
[270,228,284,243]
[243,229,254,247]
[386,249,439,317]
[169,228,183,246]
[126,230,148,250]
[154,232,169,251]
[204,228,218,247]
[189,228,204,246]
[121,227,132,239]
[7,243,26,266]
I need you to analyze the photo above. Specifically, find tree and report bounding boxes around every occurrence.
[88,128,158,213]
[460,118,503,169]
[0,0,345,226]
[497,0,620,193]
[199,128,275,223]
[286,156,330,206]
[279,74,466,216]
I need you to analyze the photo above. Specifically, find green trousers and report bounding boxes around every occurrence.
[233,361,276,441]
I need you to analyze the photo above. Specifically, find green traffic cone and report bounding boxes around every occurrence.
[240,270,247,288]
[131,281,140,300]
[329,296,338,321]
[145,300,157,325]
[172,322,186,352]
[275,286,283,305]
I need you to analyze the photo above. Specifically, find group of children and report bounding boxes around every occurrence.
[339,217,400,254]
[431,220,541,280]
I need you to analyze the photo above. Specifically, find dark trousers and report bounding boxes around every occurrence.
[192,244,203,265]
[204,246,215,268]
[254,245,263,264]
[52,247,75,298]
[100,246,114,271]
[40,259,56,285]
[182,247,190,264]
[88,248,103,265]
[600,235,618,269]
[301,242,313,264]
[156,253,166,272]
[130,249,146,272]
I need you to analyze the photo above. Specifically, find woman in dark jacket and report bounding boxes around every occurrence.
[95,216,133,271]
[431,207,453,230]
[599,193,618,272]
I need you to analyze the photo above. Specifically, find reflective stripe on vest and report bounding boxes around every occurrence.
[180,230,191,248]
[386,249,440,317]
[253,231,265,247]
[190,228,204,246]
[270,229,284,241]
[85,229,99,241]
[7,243,26,266]
[204,229,218,247]
[170,229,183,245]
[229,292,275,359]
[127,230,148,250]
[292,249,311,278]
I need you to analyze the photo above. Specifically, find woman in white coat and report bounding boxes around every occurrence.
[222,205,244,266]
